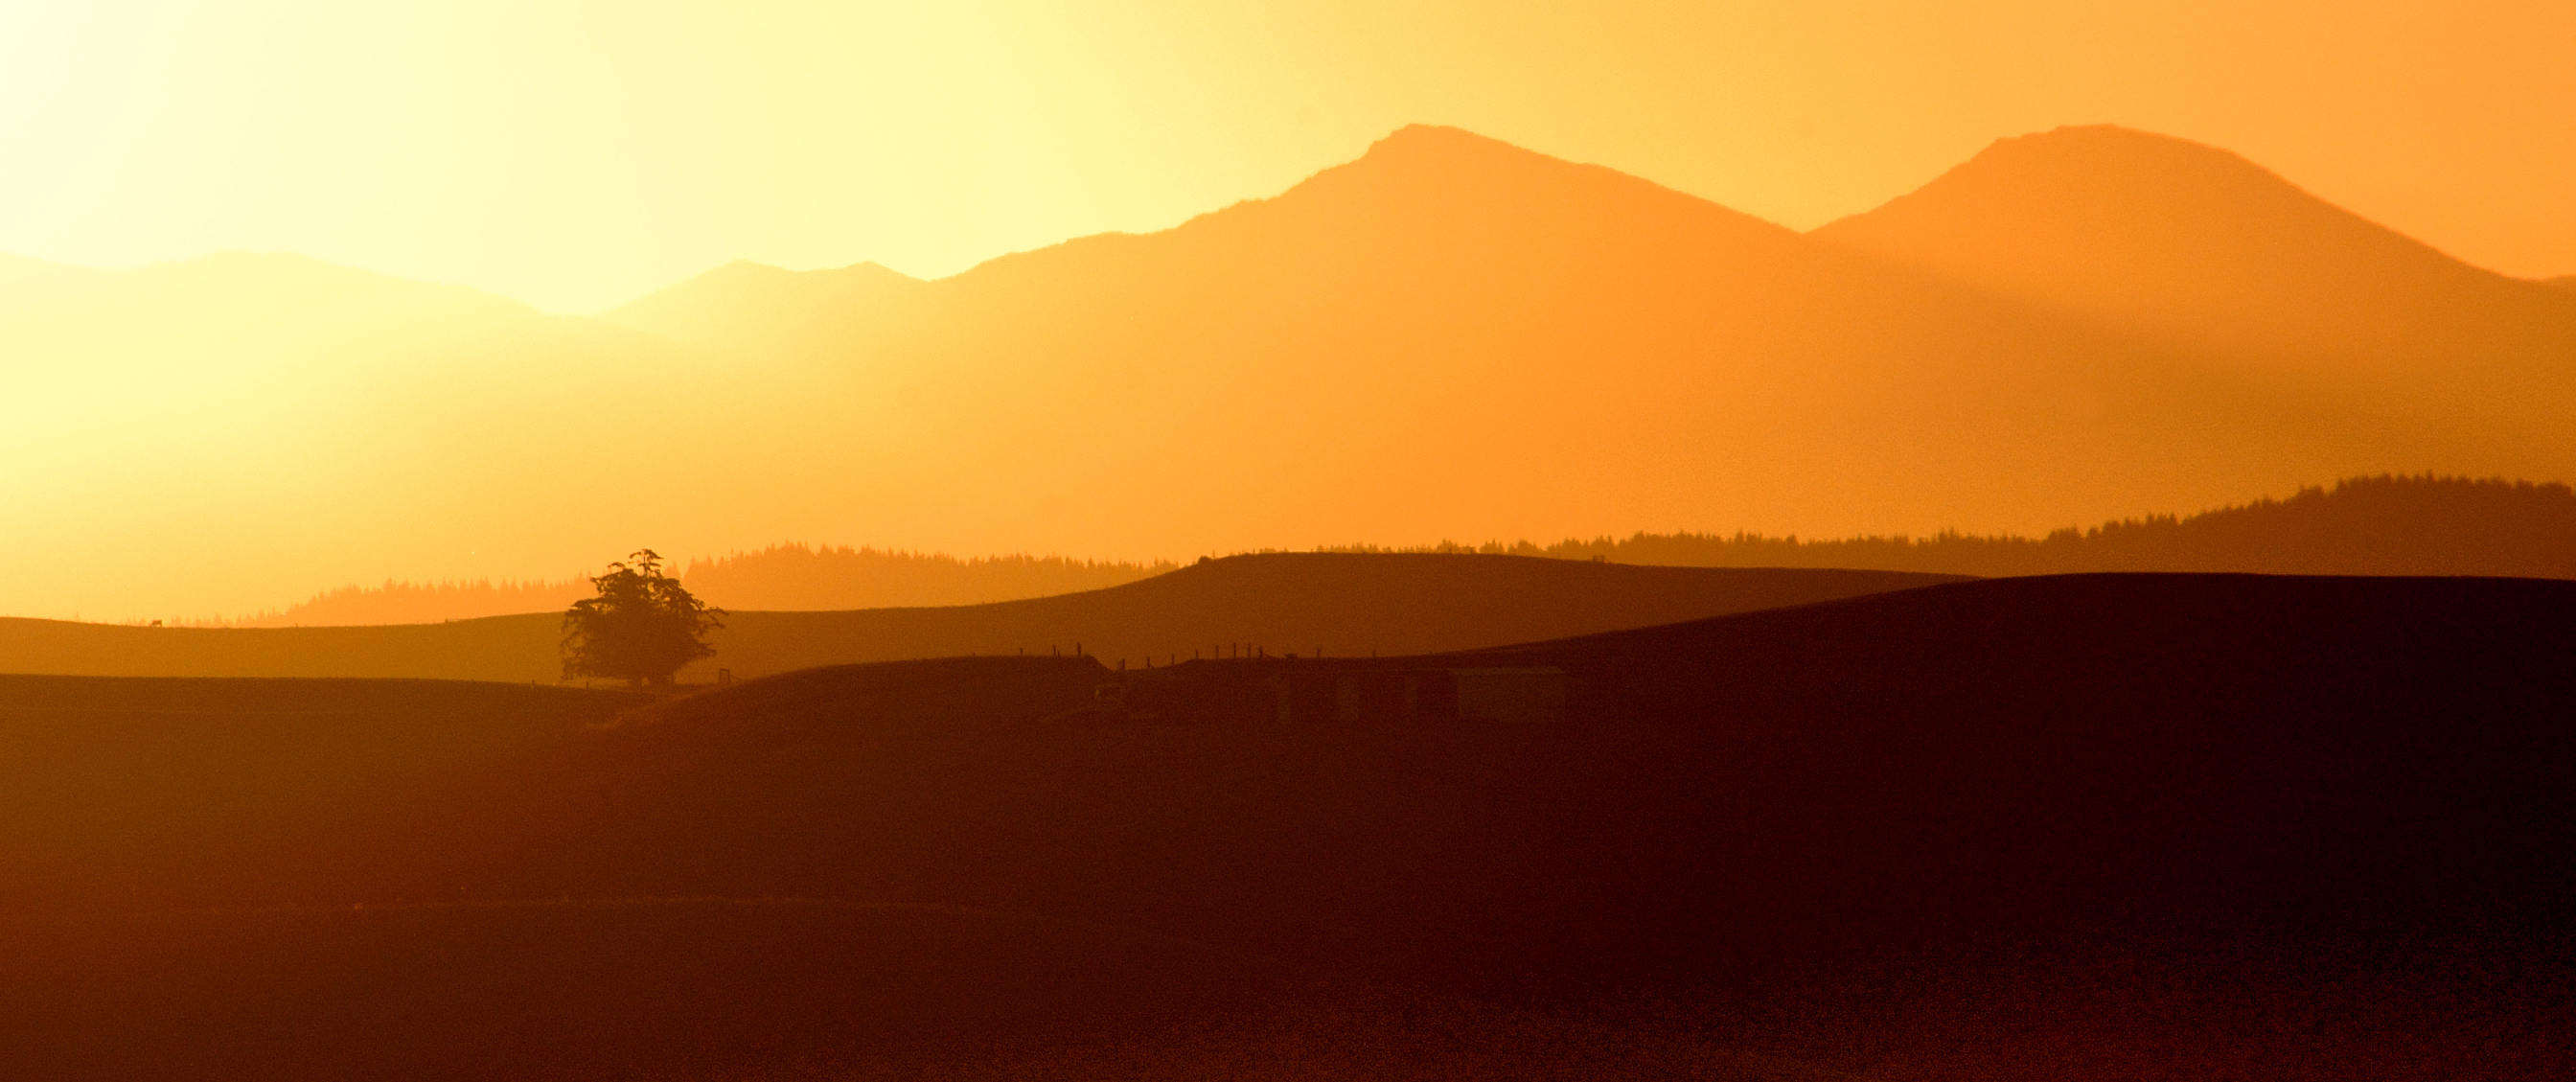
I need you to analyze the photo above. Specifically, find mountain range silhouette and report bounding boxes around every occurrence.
[1813,126,2576,443]
[6,125,2573,618]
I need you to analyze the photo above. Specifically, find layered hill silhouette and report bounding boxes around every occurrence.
[13,125,2576,619]
[5,572,2567,1078]
[0,554,1958,681]
[1518,474,2576,578]
[225,546,1177,627]
[225,577,594,628]
[205,473,2576,627]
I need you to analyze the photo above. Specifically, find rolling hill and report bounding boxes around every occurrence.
[0,553,1962,681]
[4,572,2567,1078]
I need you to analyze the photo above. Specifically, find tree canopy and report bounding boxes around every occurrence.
[561,549,723,686]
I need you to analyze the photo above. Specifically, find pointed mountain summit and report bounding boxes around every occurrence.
[1199,122,1799,252]
[922,122,1822,344]
[1810,126,2576,400]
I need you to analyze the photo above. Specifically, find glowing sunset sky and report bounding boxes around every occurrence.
[3,0,2569,312]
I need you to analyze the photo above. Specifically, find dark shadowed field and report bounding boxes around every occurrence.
[2,573,2569,1078]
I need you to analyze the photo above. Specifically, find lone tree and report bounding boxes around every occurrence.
[562,549,724,686]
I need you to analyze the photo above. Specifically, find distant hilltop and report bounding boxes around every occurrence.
[678,545,1178,612]
[223,546,1177,627]
[1423,475,2576,580]
[212,475,2576,626]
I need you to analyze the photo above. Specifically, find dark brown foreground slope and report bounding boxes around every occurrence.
[2,574,2568,1079]
[0,554,1958,681]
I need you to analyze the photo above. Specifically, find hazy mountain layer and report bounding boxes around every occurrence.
[0,252,739,618]
[12,125,2576,618]
[1811,126,2576,453]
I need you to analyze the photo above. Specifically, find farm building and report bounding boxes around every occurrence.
[1273,666,1565,725]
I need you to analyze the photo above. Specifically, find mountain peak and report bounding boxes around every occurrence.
[1816,124,2331,243]
[1808,124,2554,373]
[1362,123,1521,156]
[1213,123,1790,248]
[1338,123,1635,187]
[1966,124,2270,174]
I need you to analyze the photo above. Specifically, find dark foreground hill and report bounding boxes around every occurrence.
[0,554,1957,681]
[2,573,2569,1078]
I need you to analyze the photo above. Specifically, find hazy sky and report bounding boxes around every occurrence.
[3,0,2570,312]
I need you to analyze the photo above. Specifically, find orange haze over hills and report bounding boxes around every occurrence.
[1811,127,2576,452]
[7,125,2576,620]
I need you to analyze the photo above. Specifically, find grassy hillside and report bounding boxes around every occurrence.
[3,572,2568,1077]
[0,554,1960,681]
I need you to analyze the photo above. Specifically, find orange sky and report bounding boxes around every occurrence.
[2,1,2569,311]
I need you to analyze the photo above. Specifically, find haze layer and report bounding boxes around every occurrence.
[7,125,2573,618]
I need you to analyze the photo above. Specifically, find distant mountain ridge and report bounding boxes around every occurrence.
[12,124,2576,619]
[1810,126,2576,444]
